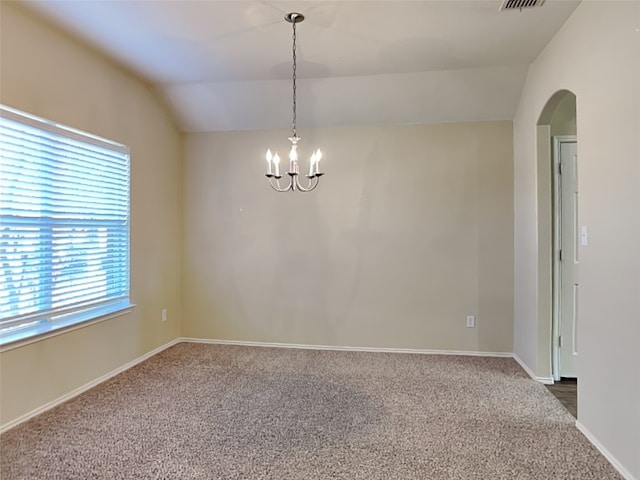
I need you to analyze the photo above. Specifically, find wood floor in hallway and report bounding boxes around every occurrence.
[546,378,577,418]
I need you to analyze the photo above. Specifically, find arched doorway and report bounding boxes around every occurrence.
[536,90,578,389]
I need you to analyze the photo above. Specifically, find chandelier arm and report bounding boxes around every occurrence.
[268,176,293,192]
[294,175,320,192]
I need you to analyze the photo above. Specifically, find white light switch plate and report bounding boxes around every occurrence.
[581,226,588,246]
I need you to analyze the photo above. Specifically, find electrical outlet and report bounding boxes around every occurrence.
[466,315,476,328]
[161,308,167,322]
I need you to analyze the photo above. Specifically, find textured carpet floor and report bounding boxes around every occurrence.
[1,343,622,479]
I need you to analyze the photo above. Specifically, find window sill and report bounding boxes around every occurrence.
[0,303,136,353]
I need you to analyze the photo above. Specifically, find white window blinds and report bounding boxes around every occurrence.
[0,105,131,346]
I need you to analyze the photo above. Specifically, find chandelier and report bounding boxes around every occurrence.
[265,12,323,192]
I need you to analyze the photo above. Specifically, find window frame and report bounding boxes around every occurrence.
[0,105,134,351]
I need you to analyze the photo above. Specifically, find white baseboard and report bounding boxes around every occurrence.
[180,337,513,357]
[0,338,181,434]
[576,421,637,480]
[512,353,554,384]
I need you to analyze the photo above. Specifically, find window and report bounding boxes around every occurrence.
[0,105,131,347]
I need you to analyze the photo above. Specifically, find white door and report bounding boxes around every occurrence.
[557,139,578,378]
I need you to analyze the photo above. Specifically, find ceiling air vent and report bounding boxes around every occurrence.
[499,0,545,11]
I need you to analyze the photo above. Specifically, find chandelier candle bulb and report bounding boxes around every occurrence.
[273,153,281,177]
[308,153,316,176]
[266,149,273,175]
[315,149,322,175]
[289,145,298,173]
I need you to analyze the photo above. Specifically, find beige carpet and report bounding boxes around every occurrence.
[0,343,622,479]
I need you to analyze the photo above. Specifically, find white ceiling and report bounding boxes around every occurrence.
[19,0,580,132]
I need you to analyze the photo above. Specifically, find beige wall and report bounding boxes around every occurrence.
[513,2,640,477]
[183,121,514,353]
[0,3,182,426]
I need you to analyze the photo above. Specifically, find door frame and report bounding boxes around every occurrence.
[552,134,577,381]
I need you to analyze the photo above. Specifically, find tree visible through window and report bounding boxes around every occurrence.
[0,105,131,346]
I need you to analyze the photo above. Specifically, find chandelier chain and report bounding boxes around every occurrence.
[292,20,297,138]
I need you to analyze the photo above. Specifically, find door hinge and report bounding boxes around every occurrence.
[558,162,562,175]
[558,336,563,347]
[559,249,563,261]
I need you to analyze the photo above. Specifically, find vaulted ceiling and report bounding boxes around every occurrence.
[18,0,580,132]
